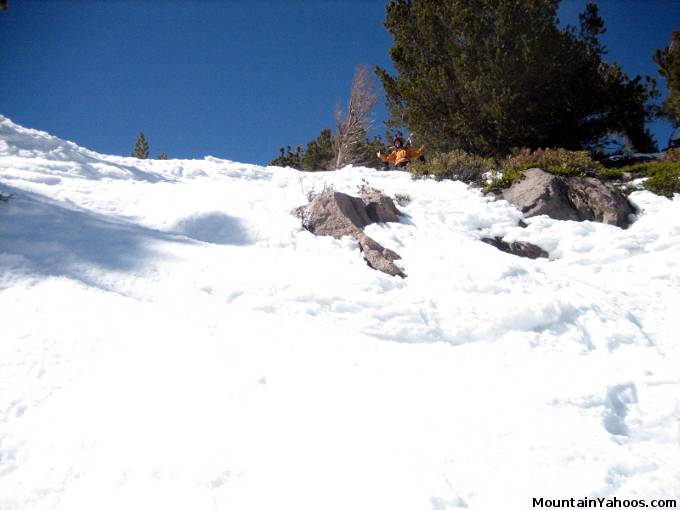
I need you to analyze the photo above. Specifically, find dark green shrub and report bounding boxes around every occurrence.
[641,162,680,198]
[604,162,652,179]
[502,148,605,177]
[643,171,679,197]
[484,148,604,193]
[605,161,680,198]
[483,166,525,194]
[408,150,497,185]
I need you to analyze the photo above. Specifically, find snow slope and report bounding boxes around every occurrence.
[1,115,679,509]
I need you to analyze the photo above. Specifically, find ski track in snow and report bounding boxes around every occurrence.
[1,115,679,509]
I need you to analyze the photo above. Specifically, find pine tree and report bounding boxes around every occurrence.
[157,152,169,160]
[376,0,657,155]
[270,145,304,169]
[353,135,388,169]
[132,132,149,159]
[302,129,335,170]
[654,30,680,127]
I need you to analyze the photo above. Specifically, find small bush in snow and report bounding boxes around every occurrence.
[393,193,411,206]
[483,166,525,194]
[603,161,680,198]
[356,178,382,197]
[640,162,680,198]
[502,148,604,177]
[408,150,497,185]
[484,148,606,193]
[304,181,335,203]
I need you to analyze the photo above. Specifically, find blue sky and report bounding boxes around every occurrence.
[1,0,678,164]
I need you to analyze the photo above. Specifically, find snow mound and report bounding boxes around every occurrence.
[1,116,680,509]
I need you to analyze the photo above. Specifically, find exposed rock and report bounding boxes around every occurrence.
[502,168,633,228]
[361,191,402,223]
[481,237,548,259]
[502,168,579,221]
[303,191,371,237]
[298,191,405,277]
[567,177,634,228]
[355,232,405,278]
[290,205,305,220]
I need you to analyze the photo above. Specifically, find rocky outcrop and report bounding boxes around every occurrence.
[567,177,634,227]
[355,232,405,277]
[502,168,633,228]
[298,191,405,277]
[361,191,401,224]
[302,192,371,236]
[481,237,548,259]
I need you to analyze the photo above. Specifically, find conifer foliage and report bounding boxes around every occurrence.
[654,30,680,127]
[376,0,658,155]
[132,132,149,159]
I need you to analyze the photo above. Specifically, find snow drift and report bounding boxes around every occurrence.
[1,115,679,509]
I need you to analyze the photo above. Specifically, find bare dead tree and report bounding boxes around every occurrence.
[334,65,378,169]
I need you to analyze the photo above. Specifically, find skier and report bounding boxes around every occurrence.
[377,134,425,168]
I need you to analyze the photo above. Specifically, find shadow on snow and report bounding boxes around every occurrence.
[0,186,252,292]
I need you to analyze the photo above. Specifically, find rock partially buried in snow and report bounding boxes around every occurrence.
[502,168,576,221]
[481,237,549,259]
[502,168,633,228]
[302,191,372,236]
[567,176,634,227]
[361,191,402,224]
[298,191,406,277]
[355,231,404,277]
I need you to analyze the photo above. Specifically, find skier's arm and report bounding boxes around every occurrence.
[377,151,396,163]
[407,147,424,159]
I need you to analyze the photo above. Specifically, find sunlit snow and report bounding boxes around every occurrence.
[1,115,679,509]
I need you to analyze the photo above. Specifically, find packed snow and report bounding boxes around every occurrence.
[1,115,679,509]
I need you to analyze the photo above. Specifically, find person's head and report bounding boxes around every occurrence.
[394,136,404,148]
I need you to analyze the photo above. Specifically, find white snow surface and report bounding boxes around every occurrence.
[1,115,679,509]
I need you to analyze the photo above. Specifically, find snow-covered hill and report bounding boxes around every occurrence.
[1,115,679,509]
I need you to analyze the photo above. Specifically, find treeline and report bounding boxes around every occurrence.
[274,0,680,168]
[376,0,663,156]
[270,129,387,171]
[271,66,390,171]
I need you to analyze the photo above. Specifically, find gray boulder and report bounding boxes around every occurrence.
[502,168,633,228]
[299,191,405,277]
[355,232,405,278]
[302,192,371,237]
[567,177,633,227]
[361,191,402,224]
[481,237,549,259]
[502,168,579,221]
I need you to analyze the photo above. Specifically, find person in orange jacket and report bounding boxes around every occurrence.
[377,135,425,168]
